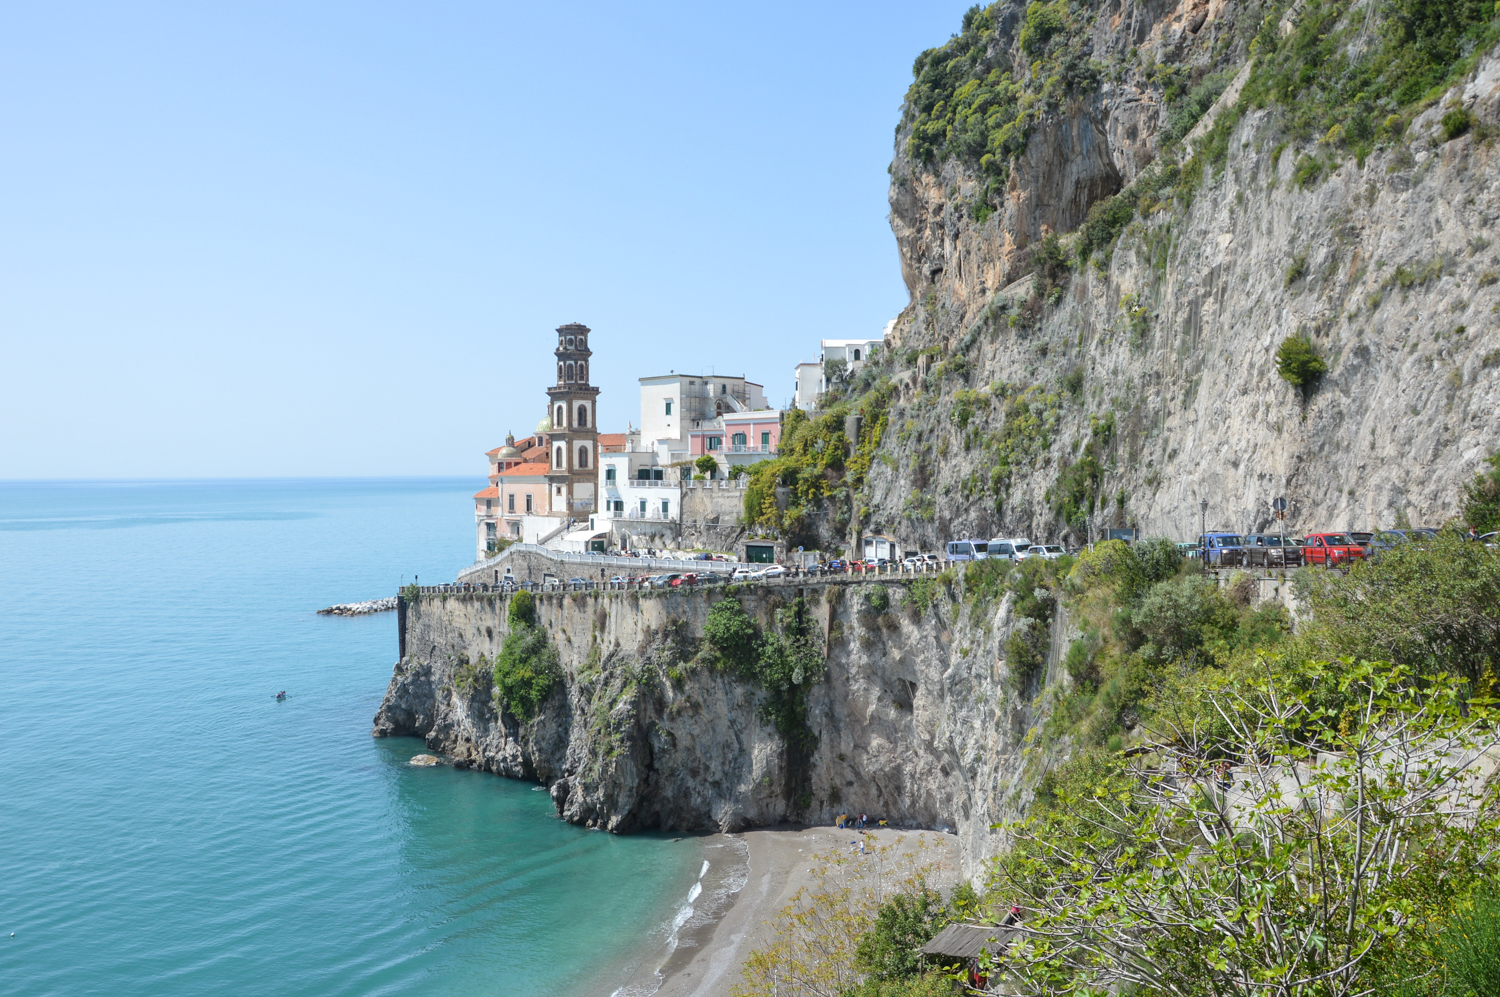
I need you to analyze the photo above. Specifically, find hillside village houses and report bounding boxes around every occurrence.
[792,322,894,411]
[472,325,786,559]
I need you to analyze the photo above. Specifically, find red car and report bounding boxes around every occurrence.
[1302,533,1367,567]
[670,573,698,587]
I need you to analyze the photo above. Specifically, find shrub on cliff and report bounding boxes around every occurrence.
[703,597,758,675]
[492,591,560,721]
[1275,334,1327,388]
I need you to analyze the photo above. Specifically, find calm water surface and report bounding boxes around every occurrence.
[0,479,702,997]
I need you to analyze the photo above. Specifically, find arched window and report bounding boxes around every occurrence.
[554,445,564,468]
[577,404,588,427]
[578,334,586,349]
[566,361,575,382]
[578,362,586,382]
[853,348,861,361]
[577,445,589,468]
[555,405,564,427]
[715,401,725,415]
[557,362,564,382]
[566,336,575,349]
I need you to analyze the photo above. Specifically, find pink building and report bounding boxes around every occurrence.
[689,409,780,475]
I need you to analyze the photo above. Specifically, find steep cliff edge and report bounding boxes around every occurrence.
[840,0,1500,549]
[374,581,1071,879]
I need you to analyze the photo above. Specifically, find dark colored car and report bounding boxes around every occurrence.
[1303,533,1367,567]
[649,573,681,588]
[1199,533,1245,567]
[1242,533,1303,568]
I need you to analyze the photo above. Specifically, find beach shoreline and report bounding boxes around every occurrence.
[618,825,962,997]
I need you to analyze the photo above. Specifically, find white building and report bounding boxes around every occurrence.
[793,362,822,411]
[792,322,893,411]
[596,438,681,526]
[638,374,767,464]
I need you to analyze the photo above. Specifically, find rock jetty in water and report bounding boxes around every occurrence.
[317,597,397,617]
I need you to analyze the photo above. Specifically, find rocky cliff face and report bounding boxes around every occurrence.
[374,582,1071,879]
[859,0,1500,550]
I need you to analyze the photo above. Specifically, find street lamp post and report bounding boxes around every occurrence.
[1200,499,1208,540]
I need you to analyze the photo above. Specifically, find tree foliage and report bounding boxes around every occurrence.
[1276,334,1328,387]
[733,840,953,997]
[991,659,1500,997]
[492,622,560,721]
[702,597,827,747]
[1463,452,1500,534]
[1292,534,1500,690]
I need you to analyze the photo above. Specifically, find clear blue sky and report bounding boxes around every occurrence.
[1,1,971,478]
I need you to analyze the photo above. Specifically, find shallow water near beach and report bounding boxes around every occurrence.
[0,479,708,997]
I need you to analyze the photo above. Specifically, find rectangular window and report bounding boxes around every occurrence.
[761,431,770,447]
[485,499,492,511]
[732,432,746,446]
[661,499,670,517]
[664,400,672,415]
[708,437,721,451]
[605,467,616,482]
[639,499,647,514]
[508,494,514,512]
[525,494,532,512]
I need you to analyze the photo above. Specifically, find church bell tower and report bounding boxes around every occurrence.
[545,323,600,518]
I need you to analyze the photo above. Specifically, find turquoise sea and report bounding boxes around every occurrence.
[0,479,706,997]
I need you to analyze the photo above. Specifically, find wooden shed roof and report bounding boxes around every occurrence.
[920,923,1015,960]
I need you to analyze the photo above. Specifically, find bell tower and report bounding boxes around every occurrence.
[545,323,601,518]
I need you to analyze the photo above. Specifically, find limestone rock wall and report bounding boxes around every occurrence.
[869,30,1500,550]
[374,581,1072,880]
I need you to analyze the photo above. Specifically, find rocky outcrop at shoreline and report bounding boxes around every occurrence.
[317,597,397,616]
[373,582,1071,881]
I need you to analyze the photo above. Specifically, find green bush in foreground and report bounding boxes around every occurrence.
[1463,451,1500,533]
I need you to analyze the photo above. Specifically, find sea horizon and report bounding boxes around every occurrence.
[0,477,706,997]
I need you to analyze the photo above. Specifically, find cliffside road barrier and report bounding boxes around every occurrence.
[414,558,950,597]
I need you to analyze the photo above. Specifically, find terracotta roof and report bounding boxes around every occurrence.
[521,446,547,460]
[598,433,626,451]
[473,485,499,499]
[499,461,550,477]
[486,446,501,456]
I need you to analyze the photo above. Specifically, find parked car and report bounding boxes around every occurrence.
[670,573,697,587]
[1242,533,1303,568]
[729,567,757,581]
[567,577,590,586]
[1347,531,1375,549]
[1302,533,1367,567]
[1027,544,1065,561]
[756,565,787,579]
[649,573,681,588]
[1199,533,1245,567]
[609,575,628,584]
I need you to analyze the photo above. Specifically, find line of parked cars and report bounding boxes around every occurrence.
[944,538,1069,563]
[1196,528,1448,568]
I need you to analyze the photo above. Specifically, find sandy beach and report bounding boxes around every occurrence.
[637,825,962,997]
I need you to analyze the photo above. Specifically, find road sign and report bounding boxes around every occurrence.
[1273,497,1287,511]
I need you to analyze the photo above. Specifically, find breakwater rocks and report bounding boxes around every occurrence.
[317,597,397,616]
[373,580,1073,880]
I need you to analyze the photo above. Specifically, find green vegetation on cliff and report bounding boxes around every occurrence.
[492,590,562,721]
[703,596,827,750]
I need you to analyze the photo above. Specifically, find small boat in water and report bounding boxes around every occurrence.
[274,691,287,701]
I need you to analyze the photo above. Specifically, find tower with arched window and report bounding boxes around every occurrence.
[545,323,600,517]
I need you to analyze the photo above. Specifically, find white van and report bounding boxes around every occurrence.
[945,539,989,562]
[985,537,1032,561]
[984,538,1020,561]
